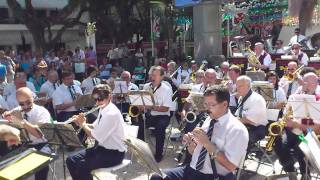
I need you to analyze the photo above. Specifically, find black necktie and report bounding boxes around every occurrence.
[297,35,299,43]
[92,78,96,86]
[196,120,216,170]
[53,83,56,90]
[24,113,28,121]
[287,82,294,99]
[68,86,76,101]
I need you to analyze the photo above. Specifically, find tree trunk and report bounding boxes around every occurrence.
[299,0,317,35]
[28,24,46,54]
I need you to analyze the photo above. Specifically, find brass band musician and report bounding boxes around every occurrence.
[235,75,268,145]
[273,72,320,178]
[253,42,272,71]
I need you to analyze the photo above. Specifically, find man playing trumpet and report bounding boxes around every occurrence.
[151,85,248,180]
[66,84,126,180]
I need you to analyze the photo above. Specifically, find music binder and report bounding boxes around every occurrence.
[128,90,155,107]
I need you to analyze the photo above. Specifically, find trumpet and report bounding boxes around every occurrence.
[265,106,292,152]
[64,105,101,124]
[284,64,304,81]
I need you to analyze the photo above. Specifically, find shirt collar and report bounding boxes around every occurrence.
[215,110,231,126]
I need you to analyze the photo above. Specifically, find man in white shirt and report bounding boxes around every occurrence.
[273,40,286,54]
[289,43,309,66]
[66,84,126,180]
[216,61,229,80]
[254,42,272,71]
[81,66,101,94]
[40,70,59,98]
[172,61,191,87]
[3,87,51,180]
[226,65,241,114]
[274,72,320,178]
[151,85,248,180]
[52,71,83,122]
[279,61,304,99]
[142,66,173,162]
[289,28,306,46]
[235,75,268,144]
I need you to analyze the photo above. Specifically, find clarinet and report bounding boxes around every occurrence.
[175,113,207,163]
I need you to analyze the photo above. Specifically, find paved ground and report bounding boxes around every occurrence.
[23,122,319,180]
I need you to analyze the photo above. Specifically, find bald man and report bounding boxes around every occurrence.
[254,42,272,70]
[274,72,320,177]
[3,87,51,180]
[279,61,304,99]
[235,76,267,145]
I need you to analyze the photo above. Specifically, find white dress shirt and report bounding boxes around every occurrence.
[13,104,51,144]
[0,95,8,110]
[40,80,59,98]
[143,82,172,116]
[91,102,127,152]
[52,84,83,112]
[294,51,309,66]
[81,77,101,94]
[128,82,139,91]
[273,48,286,54]
[289,34,306,45]
[191,83,206,93]
[279,78,300,98]
[172,69,191,87]
[190,111,249,175]
[235,91,268,126]
[3,82,36,99]
[257,50,272,67]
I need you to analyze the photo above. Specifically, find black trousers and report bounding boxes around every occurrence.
[138,114,170,156]
[273,129,307,174]
[150,165,235,180]
[247,125,266,145]
[66,146,125,180]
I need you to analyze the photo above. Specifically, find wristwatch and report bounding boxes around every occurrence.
[210,147,220,159]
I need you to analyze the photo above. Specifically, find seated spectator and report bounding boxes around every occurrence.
[28,68,46,92]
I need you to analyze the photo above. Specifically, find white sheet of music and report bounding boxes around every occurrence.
[267,109,280,121]
[113,81,128,94]
[129,94,154,106]
[299,132,320,173]
[289,94,320,121]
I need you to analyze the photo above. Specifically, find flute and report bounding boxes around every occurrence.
[63,106,101,124]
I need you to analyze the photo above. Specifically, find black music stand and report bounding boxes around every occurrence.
[0,120,31,145]
[39,123,83,180]
[113,80,129,113]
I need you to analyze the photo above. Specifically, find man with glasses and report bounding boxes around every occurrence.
[235,75,267,145]
[3,87,51,180]
[289,42,309,66]
[253,42,272,71]
[151,85,248,180]
[52,70,83,122]
[274,72,320,179]
[289,28,306,46]
[279,61,304,99]
[66,84,126,180]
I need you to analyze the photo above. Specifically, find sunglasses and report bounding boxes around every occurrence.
[93,97,105,102]
[18,99,32,107]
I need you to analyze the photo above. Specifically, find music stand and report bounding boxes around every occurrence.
[251,81,274,102]
[128,90,155,141]
[113,80,129,112]
[39,123,83,180]
[299,131,320,177]
[0,119,31,145]
[288,94,320,121]
[123,137,165,179]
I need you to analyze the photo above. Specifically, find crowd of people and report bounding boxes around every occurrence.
[0,29,320,180]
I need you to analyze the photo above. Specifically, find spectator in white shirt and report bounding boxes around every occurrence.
[81,66,101,94]
[273,40,286,54]
[52,71,83,122]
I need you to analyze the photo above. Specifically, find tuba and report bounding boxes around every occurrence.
[265,106,293,152]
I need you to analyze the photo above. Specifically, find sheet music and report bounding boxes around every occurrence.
[299,132,320,173]
[129,91,154,106]
[289,94,320,121]
[113,81,128,94]
[267,109,280,121]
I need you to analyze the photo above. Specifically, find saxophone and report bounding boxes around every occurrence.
[265,106,293,152]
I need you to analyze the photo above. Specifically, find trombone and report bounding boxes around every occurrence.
[284,64,304,81]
